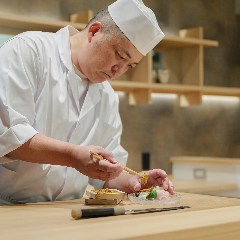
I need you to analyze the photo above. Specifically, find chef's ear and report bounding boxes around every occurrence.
[87,22,103,43]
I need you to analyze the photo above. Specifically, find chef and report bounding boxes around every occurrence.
[0,0,174,205]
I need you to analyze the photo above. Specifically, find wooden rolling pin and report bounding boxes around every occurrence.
[90,151,148,184]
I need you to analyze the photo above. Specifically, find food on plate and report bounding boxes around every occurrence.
[135,186,170,200]
[128,186,180,204]
[91,188,120,194]
[141,173,148,185]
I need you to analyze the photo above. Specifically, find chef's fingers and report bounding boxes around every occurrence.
[152,176,169,190]
[94,147,117,164]
[129,176,142,192]
[161,177,169,191]
[95,159,123,173]
[161,178,175,194]
[146,169,167,179]
[167,180,175,194]
[93,168,123,181]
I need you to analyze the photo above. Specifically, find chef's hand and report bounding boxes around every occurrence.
[128,169,175,195]
[70,145,123,181]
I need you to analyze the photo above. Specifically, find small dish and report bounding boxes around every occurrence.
[86,189,126,200]
[128,193,181,205]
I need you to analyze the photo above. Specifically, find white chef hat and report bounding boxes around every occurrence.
[108,0,165,56]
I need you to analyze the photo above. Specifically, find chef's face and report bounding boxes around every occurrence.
[82,22,144,83]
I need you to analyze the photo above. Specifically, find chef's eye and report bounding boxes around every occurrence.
[117,52,124,59]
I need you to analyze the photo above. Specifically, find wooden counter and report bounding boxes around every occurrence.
[170,156,240,189]
[1,193,240,239]
[168,175,238,194]
[170,156,240,165]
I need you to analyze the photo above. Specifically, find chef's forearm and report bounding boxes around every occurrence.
[8,133,75,167]
[104,171,133,193]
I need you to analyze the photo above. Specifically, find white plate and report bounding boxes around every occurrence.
[128,193,181,205]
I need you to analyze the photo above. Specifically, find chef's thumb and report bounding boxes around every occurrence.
[129,179,141,192]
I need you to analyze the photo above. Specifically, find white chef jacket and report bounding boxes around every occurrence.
[0,26,128,204]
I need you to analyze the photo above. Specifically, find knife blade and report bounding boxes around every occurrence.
[127,206,190,213]
[71,206,190,219]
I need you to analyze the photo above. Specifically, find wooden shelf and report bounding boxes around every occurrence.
[110,81,240,97]
[2,12,232,106]
[154,35,219,52]
[110,81,200,94]
[0,13,218,48]
[0,12,86,34]
[202,86,240,97]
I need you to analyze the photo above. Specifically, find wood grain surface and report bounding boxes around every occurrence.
[1,193,240,239]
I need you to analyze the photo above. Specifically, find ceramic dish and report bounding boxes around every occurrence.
[128,193,181,205]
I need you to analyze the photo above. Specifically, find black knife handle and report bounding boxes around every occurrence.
[71,207,125,219]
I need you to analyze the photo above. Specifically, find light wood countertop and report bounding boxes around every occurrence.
[170,156,240,165]
[168,175,238,194]
[1,192,240,239]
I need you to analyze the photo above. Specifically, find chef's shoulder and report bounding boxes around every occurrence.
[3,31,56,58]
[20,31,55,51]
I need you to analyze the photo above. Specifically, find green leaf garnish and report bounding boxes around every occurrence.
[146,190,157,199]
[150,186,154,190]
[135,193,140,197]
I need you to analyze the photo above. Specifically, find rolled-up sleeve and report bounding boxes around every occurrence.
[0,37,40,163]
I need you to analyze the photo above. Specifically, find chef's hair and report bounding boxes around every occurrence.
[84,7,125,40]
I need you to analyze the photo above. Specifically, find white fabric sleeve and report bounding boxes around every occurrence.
[88,94,128,190]
[0,37,40,163]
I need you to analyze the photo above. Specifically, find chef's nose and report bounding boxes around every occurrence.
[112,64,125,77]
[112,65,120,75]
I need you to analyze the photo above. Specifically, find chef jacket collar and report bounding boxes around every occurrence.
[73,63,88,79]
[56,26,103,115]
[56,25,79,73]
[56,25,104,92]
